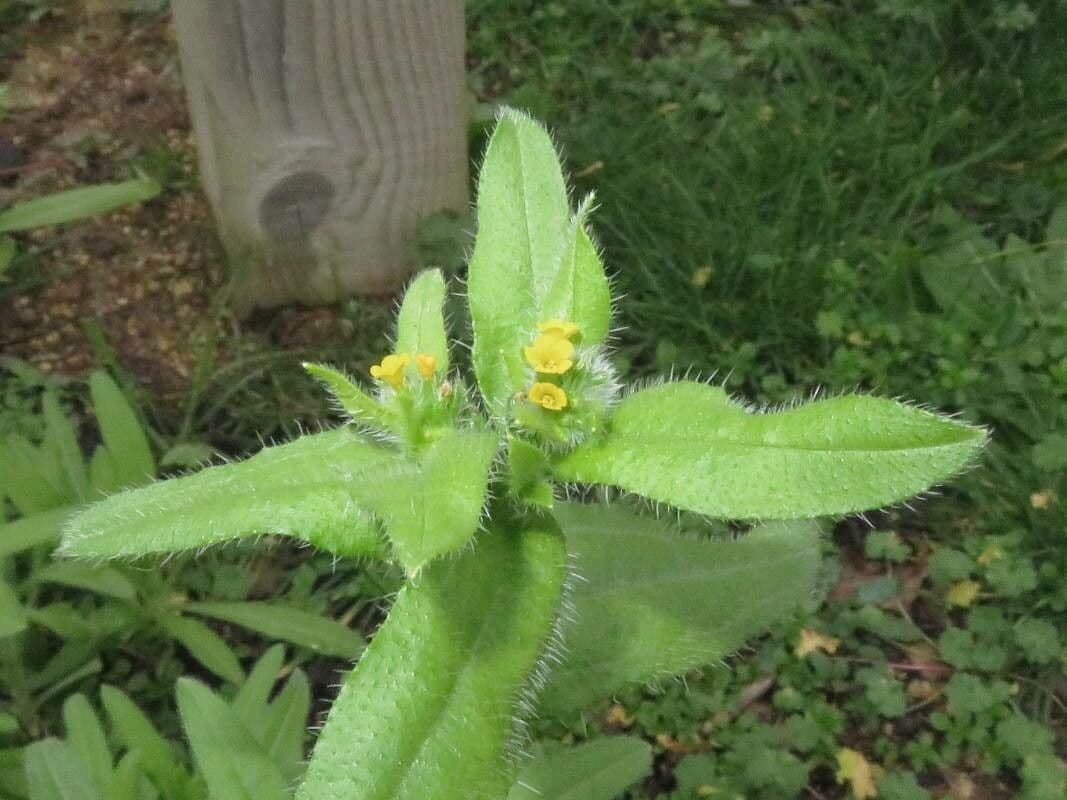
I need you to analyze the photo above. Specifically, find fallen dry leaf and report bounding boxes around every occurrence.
[836,748,879,799]
[795,628,840,658]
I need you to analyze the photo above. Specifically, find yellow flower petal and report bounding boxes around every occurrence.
[524,334,575,375]
[369,353,410,389]
[537,319,581,339]
[836,748,878,800]
[415,353,437,379]
[946,579,981,608]
[529,382,568,411]
[794,628,840,658]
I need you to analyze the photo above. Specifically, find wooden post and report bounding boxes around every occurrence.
[170,1,468,314]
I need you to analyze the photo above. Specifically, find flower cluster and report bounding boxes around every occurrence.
[523,320,579,412]
[369,352,437,389]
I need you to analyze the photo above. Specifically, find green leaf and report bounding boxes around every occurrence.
[303,362,391,427]
[353,429,498,575]
[35,562,137,601]
[0,176,161,233]
[0,579,27,638]
[42,392,89,504]
[183,601,363,658]
[61,428,392,559]
[87,446,119,495]
[108,753,144,800]
[395,269,450,371]
[159,614,244,686]
[509,737,652,800]
[554,382,986,519]
[0,436,67,514]
[539,502,821,715]
[0,506,72,559]
[260,668,310,784]
[232,645,286,729]
[468,109,570,415]
[88,372,154,489]
[176,678,291,800]
[101,686,188,794]
[23,739,100,800]
[61,695,112,796]
[540,207,612,345]
[297,514,567,800]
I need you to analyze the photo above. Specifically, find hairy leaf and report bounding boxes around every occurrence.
[353,429,498,575]
[395,269,450,371]
[177,678,291,800]
[509,737,652,800]
[61,428,392,559]
[540,208,611,345]
[555,382,986,519]
[468,109,570,415]
[303,363,390,427]
[540,502,821,715]
[88,372,155,489]
[184,601,364,658]
[297,516,567,800]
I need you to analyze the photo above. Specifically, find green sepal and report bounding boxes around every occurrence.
[554,382,987,519]
[303,362,393,428]
[353,429,499,576]
[539,502,821,715]
[297,515,567,800]
[507,437,555,508]
[468,109,570,416]
[395,269,450,373]
[61,428,392,560]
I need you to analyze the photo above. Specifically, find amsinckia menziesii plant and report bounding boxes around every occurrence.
[61,109,987,800]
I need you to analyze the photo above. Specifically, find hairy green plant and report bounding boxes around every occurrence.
[59,110,986,800]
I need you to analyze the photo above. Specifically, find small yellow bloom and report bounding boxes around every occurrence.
[537,319,581,339]
[524,334,575,374]
[369,353,410,389]
[794,628,840,658]
[529,382,568,411]
[946,579,981,608]
[415,353,437,379]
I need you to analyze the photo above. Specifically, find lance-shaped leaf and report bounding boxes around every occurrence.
[395,269,450,372]
[554,382,987,520]
[468,109,570,415]
[184,600,364,658]
[88,371,155,489]
[509,737,652,800]
[176,678,291,800]
[303,362,392,428]
[540,205,612,346]
[297,516,567,800]
[352,429,499,575]
[539,502,821,715]
[61,428,393,560]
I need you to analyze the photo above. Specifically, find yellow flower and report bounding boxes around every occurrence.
[524,334,575,374]
[369,353,410,389]
[529,382,568,411]
[537,319,581,340]
[794,628,840,658]
[415,353,437,379]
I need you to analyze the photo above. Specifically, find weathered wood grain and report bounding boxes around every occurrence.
[171,0,467,313]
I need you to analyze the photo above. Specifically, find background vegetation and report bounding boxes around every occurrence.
[2,1,1065,797]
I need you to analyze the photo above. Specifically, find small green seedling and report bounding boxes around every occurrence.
[60,110,986,800]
